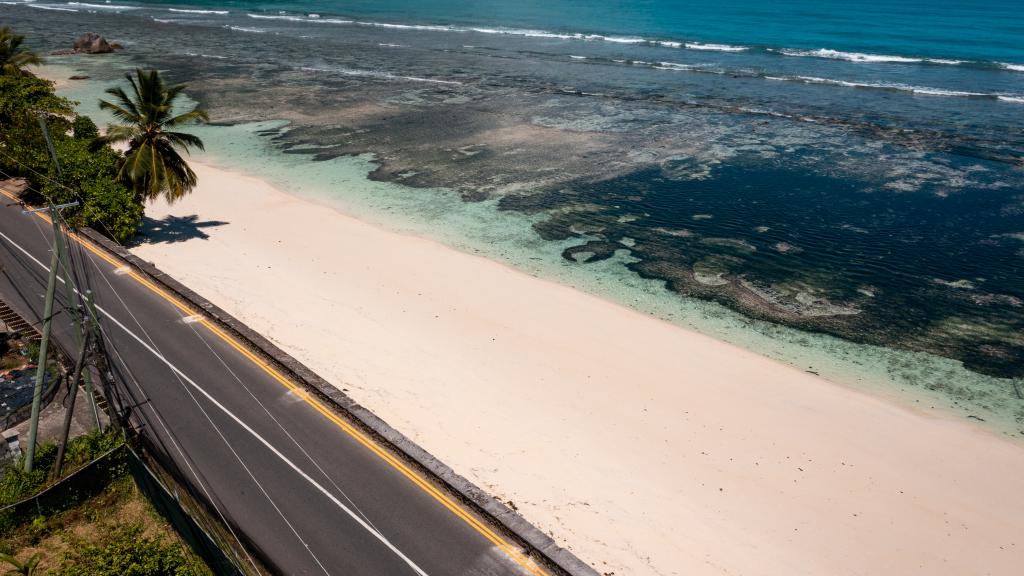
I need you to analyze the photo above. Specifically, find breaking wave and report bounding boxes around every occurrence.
[776,48,959,65]
[66,1,137,9]
[684,42,748,52]
[29,4,77,11]
[298,66,461,85]
[773,75,1023,102]
[168,8,229,15]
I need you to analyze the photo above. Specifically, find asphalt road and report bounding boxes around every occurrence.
[0,190,543,576]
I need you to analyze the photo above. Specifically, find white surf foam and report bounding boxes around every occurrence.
[225,25,266,34]
[654,61,704,71]
[248,13,306,22]
[184,52,228,59]
[299,66,461,85]
[67,1,138,9]
[1000,62,1024,72]
[595,35,647,44]
[359,21,453,32]
[30,4,77,11]
[468,27,577,39]
[788,75,1006,99]
[685,42,747,52]
[569,55,586,60]
[779,48,922,63]
[169,8,228,14]
[997,95,1024,104]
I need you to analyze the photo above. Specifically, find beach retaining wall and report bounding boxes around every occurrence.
[80,228,599,576]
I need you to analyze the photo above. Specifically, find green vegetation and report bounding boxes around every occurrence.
[0,551,41,575]
[1,478,212,576]
[0,70,141,241]
[50,522,208,576]
[0,429,123,510]
[0,27,42,77]
[0,28,206,241]
[0,430,212,575]
[94,69,208,204]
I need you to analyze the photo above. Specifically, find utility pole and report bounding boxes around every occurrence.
[52,291,93,479]
[24,202,82,471]
[26,112,86,472]
[23,205,63,473]
[51,211,101,430]
[37,111,101,429]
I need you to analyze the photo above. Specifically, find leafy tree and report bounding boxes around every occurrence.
[41,136,143,242]
[93,69,208,203]
[0,72,143,241]
[0,27,42,77]
[0,74,73,179]
[72,115,99,141]
[76,178,144,242]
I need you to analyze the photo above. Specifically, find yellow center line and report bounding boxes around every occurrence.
[1,188,547,576]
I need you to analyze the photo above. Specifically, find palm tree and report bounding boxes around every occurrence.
[0,27,43,76]
[93,68,208,203]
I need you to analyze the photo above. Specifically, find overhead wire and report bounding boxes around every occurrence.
[0,155,274,570]
[86,256,326,574]
[4,125,385,539]
[3,125,445,574]
[2,155,342,572]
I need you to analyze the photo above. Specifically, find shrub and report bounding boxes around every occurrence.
[53,523,209,576]
[0,429,123,508]
[0,72,145,242]
[71,115,98,141]
[0,74,73,179]
[77,178,144,242]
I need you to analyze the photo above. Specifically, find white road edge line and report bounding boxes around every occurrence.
[0,229,430,576]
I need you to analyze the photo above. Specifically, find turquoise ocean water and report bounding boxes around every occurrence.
[2,0,1023,434]
[144,0,1024,65]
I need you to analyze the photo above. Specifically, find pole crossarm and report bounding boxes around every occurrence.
[22,201,79,214]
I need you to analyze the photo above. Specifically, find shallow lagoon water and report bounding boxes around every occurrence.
[8,2,1024,437]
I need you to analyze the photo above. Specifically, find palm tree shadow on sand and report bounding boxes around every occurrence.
[135,214,228,244]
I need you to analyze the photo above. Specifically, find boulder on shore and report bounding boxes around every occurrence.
[72,33,115,54]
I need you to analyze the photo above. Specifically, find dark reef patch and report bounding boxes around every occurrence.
[15,9,1023,385]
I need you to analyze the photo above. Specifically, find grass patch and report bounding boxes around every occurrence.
[1,475,212,575]
[0,429,124,509]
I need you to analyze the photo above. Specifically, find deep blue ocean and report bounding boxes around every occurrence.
[3,0,1023,431]
[161,0,1024,64]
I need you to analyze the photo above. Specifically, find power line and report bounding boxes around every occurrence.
[3,135,383,572]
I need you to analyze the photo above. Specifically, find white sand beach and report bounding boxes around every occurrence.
[131,160,1024,576]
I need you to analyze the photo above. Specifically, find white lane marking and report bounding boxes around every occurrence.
[114,266,132,275]
[0,229,430,576]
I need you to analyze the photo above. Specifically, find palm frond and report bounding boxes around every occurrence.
[165,108,209,127]
[101,67,207,202]
[90,124,139,151]
[0,26,42,75]
[162,130,205,152]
